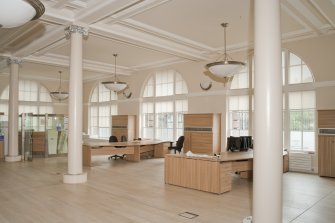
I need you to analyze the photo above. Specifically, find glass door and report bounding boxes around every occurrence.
[46,114,68,156]
[20,113,33,161]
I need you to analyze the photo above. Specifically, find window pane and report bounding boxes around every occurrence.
[289,92,302,109]
[0,86,9,100]
[141,70,188,140]
[302,65,313,83]
[231,66,248,89]
[228,95,249,137]
[175,73,187,94]
[302,91,315,109]
[39,86,52,102]
[91,87,98,102]
[289,53,301,66]
[289,66,301,84]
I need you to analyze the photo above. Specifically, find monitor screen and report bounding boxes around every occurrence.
[227,136,253,152]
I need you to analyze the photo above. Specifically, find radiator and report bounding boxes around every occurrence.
[289,152,315,173]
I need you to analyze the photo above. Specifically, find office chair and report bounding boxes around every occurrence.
[168,136,185,154]
[108,135,126,160]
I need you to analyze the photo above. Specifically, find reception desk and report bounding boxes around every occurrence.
[165,151,288,194]
[83,139,170,166]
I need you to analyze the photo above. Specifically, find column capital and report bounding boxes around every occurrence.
[7,57,22,65]
[64,25,89,39]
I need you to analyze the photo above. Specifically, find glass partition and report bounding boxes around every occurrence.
[19,113,34,161]
[46,114,68,156]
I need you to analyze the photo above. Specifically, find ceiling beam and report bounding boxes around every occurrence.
[309,0,335,29]
[14,26,66,58]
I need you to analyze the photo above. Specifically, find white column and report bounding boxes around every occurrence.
[5,58,21,162]
[253,0,282,223]
[63,25,88,184]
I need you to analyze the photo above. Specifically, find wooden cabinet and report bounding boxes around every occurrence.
[32,132,46,156]
[111,115,136,141]
[318,135,335,177]
[318,110,335,177]
[318,110,335,128]
[183,113,221,155]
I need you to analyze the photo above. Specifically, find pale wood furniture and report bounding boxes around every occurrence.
[112,115,136,141]
[183,113,221,155]
[0,140,3,160]
[32,132,46,156]
[283,153,289,173]
[318,110,335,177]
[83,139,169,166]
[318,110,335,128]
[165,151,288,194]
[318,135,335,177]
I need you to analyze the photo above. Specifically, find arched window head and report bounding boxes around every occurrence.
[288,52,314,84]
[90,82,118,102]
[143,70,188,97]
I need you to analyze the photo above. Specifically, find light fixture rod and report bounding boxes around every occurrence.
[58,71,62,89]
[221,22,228,61]
[113,53,117,81]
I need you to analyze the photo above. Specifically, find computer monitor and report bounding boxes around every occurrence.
[227,136,253,152]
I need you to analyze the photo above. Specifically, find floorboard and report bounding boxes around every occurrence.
[0,156,335,223]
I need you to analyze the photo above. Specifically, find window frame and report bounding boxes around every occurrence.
[88,82,118,139]
[227,49,316,152]
[141,70,188,141]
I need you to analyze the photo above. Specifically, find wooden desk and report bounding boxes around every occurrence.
[165,151,288,194]
[83,139,170,166]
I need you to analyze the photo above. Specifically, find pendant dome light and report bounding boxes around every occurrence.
[50,71,69,101]
[205,23,245,77]
[0,0,45,28]
[102,54,127,92]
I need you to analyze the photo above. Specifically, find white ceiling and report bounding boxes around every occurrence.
[0,0,334,81]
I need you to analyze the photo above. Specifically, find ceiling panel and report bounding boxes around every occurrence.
[0,21,56,54]
[131,0,252,48]
[312,0,335,27]
[281,9,307,33]
[1,0,334,81]
[50,35,173,67]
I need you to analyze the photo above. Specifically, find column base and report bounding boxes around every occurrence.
[243,216,252,223]
[5,155,21,162]
[63,172,87,184]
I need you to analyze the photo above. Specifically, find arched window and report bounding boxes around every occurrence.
[284,51,315,152]
[89,82,118,139]
[228,62,251,136]
[227,50,315,152]
[141,70,188,141]
[0,80,53,121]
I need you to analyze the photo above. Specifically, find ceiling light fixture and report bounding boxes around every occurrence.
[102,54,127,92]
[50,71,69,101]
[0,0,45,28]
[205,23,245,77]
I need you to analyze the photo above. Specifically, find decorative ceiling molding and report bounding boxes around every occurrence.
[24,53,132,75]
[90,23,208,61]
[1,0,334,80]
[129,57,188,71]
[310,0,335,29]
[288,0,324,28]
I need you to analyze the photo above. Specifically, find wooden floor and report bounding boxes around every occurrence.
[0,156,335,223]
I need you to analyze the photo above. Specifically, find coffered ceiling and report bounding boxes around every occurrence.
[0,0,334,81]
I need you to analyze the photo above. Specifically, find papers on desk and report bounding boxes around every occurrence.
[185,151,212,158]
